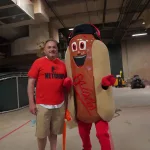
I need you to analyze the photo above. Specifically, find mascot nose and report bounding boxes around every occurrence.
[77,51,81,55]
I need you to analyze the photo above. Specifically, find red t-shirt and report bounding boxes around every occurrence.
[28,57,67,105]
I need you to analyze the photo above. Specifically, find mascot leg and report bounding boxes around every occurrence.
[95,121,114,150]
[78,121,92,150]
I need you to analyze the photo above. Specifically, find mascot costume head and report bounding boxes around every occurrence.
[65,24,115,128]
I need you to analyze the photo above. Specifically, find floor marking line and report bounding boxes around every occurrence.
[0,120,30,141]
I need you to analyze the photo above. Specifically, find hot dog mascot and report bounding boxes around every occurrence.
[64,24,116,150]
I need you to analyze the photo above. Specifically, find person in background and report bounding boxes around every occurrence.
[27,39,72,150]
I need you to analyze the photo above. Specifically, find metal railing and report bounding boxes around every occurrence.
[0,72,27,78]
[0,72,28,113]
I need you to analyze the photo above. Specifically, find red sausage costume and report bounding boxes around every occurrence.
[65,24,116,150]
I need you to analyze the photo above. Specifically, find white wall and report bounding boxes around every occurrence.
[121,36,150,80]
[11,23,49,55]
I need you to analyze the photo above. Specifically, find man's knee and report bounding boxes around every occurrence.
[37,137,47,141]
[51,104,65,135]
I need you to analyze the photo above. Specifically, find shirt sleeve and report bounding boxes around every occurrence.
[63,62,67,78]
[28,60,39,79]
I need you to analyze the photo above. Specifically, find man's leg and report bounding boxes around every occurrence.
[36,105,51,150]
[95,120,114,150]
[48,133,57,150]
[78,121,92,150]
[37,138,47,150]
[50,104,66,150]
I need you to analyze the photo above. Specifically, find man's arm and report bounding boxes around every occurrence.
[27,77,37,115]
[27,78,36,105]
[27,59,39,115]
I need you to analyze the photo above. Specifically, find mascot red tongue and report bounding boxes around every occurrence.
[65,24,116,126]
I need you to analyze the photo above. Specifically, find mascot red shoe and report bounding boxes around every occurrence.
[64,24,116,150]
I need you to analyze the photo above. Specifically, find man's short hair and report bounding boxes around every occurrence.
[44,39,58,48]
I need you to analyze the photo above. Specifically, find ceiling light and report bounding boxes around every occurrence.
[69,28,74,30]
[132,33,147,37]
[142,22,145,25]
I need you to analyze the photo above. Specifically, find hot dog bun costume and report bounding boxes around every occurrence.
[65,24,115,128]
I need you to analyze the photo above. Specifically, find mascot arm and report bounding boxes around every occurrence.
[101,75,116,90]
[63,77,73,92]
[101,85,109,90]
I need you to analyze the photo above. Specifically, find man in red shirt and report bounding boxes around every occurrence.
[27,39,71,150]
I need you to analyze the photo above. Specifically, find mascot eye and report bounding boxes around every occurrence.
[71,42,77,52]
[79,41,86,50]
[80,42,84,49]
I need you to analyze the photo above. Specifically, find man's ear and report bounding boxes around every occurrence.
[43,49,46,55]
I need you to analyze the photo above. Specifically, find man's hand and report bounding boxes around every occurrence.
[101,75,116,87]
[29,103,37,115]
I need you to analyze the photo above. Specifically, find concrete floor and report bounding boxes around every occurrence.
[0,87,150,150]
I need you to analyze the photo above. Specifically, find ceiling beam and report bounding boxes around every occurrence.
[136,0,150,20]
[113,0,145,41]
[85,0,91,23]
[48,0,96,6]
[45,0,66,28]
[50,3,150,21]
[0,4,16,10]
[120,3,150,14]
[0,13,25,20]
[122,0,150,39]
[102,0,107,28]
[51,8,119,20]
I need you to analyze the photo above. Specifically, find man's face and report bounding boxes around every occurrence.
[44,41,58,59]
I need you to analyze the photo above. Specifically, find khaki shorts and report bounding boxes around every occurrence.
[35,104,65,138]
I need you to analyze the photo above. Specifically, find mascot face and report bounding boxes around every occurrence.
[68,32,102,123]
[69,34,95,67]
